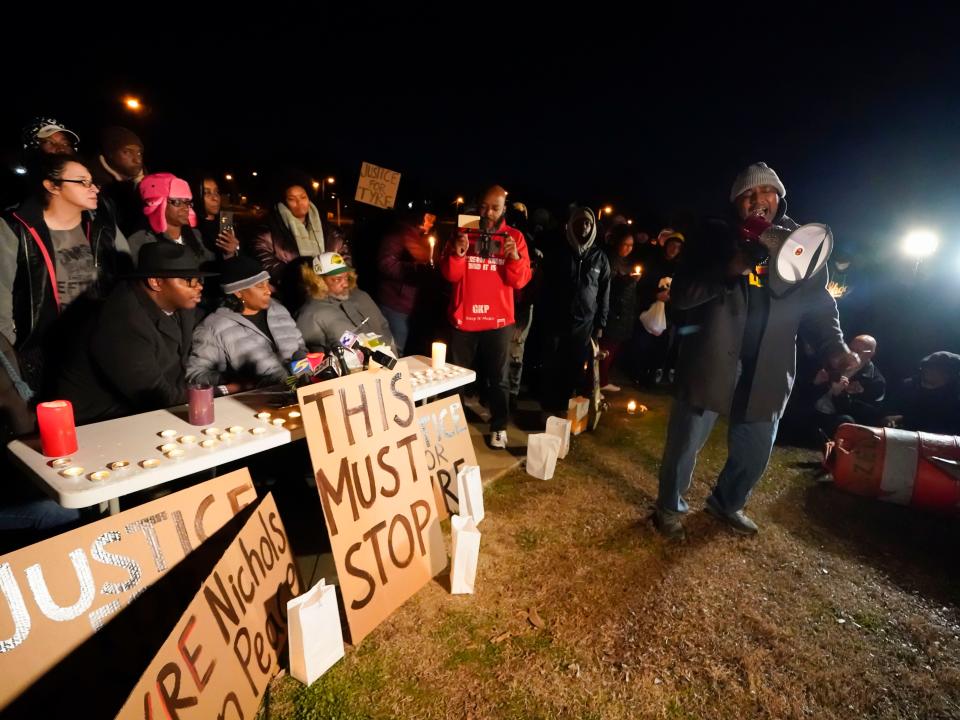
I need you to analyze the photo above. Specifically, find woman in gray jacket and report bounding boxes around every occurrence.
[296,251,397,355]
[187,257,305,391]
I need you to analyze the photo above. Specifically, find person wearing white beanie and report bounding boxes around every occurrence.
[652,162,858,541]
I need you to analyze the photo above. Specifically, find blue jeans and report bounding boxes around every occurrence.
[380,306,410,355]
[0,499,80,531]
[657,398,779,516]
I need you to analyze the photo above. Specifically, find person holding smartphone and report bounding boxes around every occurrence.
[440,185,532,449]
[194,176,240,260]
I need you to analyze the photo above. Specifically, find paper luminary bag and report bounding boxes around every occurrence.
[639,300,667,336]
[545,416,571,459]
[526,433,562,480]
[287,579,345,686]
[455,465,484,524]
[450,514,481,595]
[567,397,589,435]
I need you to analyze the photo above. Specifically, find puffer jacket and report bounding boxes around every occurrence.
[186,300,306,386]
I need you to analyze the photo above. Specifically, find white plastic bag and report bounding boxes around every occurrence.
[545,416,571,459]
[455,465,485,524]
[640,300,667,336]
[287,579,345,685]
[450,514,481,594]
[526,433,562,480]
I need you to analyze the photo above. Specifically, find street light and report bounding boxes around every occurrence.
[322,176,335,198]
[224,173,234,181]
[311,180,320,191]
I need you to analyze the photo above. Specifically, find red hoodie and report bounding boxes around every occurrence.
[440,223,532,331]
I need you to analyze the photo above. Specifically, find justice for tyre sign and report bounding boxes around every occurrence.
[297,364,446,643]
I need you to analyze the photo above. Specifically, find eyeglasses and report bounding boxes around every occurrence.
[175,277,204,288]
[167,198,193,208]
[60,178,99,189]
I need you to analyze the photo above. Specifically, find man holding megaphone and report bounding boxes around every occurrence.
[653,162,859,540]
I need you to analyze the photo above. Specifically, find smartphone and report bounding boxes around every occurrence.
[219,211,235,235]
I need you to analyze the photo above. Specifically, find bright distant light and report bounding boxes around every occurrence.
[13,166,27,176]
[902,229,939,259]
[251,171,258,177]
[408,202,414,209]
[311,181,320,191]
[123,97,142,111]
[224,174,233,181]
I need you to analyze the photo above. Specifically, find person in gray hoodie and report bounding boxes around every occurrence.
[186,256,305,391]
[538,205,611,416]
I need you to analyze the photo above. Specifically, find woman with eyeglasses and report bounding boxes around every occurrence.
[0,154,132,393]
[128,173,217,271]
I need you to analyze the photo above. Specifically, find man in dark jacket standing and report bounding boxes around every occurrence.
[58,243,213,422]
[539,206,611,416]
[654,163,858,539]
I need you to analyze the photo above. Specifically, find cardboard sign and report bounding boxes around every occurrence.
[354,161,400,209]
[0,470,257,711]
[414,395,478,519]
[116,493,298,719]
[297,363,445,643]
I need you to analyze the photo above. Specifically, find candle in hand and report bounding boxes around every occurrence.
[627,400,637,414]
[37,400,78,457]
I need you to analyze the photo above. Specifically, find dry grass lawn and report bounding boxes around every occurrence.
[262,391,960,720]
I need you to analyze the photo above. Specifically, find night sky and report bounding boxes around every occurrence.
[5,8,960,258]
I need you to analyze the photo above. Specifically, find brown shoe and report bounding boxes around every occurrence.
[652,509,686,541]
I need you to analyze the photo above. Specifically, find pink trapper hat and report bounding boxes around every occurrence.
[140,172,197,234]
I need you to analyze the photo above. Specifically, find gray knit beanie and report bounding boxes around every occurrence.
[729,162,786,202]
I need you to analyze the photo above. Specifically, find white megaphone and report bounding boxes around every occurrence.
[754,222,834,297]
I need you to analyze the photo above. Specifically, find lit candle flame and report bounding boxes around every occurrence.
[627,400,637,413]
[633,265,643,276]
[827,281,847,299]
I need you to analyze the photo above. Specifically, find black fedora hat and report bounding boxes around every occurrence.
[128,242,219,278]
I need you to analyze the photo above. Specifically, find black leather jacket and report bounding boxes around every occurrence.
[1,195,132,389]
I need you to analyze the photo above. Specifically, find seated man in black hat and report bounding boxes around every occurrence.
[58,243,215,422]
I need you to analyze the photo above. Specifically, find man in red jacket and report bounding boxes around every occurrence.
[441,185,532,448]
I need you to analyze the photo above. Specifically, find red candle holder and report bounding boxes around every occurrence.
[37,400,78,458]
[188,385,215,426]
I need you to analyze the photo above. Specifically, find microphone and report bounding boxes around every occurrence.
[289,350,326,376]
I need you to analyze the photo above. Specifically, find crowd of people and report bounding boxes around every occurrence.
[1,117,958,538]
